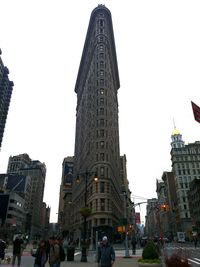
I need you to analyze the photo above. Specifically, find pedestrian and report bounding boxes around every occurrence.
[31,240,48,267]
[131,236,137,255]
[55,237,66,266]
[12,236,24,266]
[97,236,115,267]
[0,238,6,264]
[48,236,60,267]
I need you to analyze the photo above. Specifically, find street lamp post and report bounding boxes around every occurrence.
[123,192,130,258]
[76,170,98,262]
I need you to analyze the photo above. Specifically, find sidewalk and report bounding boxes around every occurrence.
[60,257,139,267]
[5,244,142,267]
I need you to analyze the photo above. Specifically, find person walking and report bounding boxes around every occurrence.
[0,238,6,264]
[12,236,24,266]
[48,236,60,267]
[31,240,48,267]
[97,236,115,267]
[131,236,137,255]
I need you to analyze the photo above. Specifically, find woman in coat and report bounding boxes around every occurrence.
[32,240,48,267]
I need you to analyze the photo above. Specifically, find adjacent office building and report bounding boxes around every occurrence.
[58,156,74,235]
[7,153,46,237]
[0,192,26,237]
[0,49,14,149]
[171,128,200,235]
[0,173,31,212]
[71,5,126,240]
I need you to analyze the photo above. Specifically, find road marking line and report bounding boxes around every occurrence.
[188,258,200,265]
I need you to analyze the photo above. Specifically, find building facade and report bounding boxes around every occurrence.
[72,5,125,241]
[161,171,178,239]
[171,127,200,237]
[0,192,26,239]
[145,198,160,238]
[0,49,14,149]
[1,173,32,212]
[58,156,74,236]
[188,178,200,234]
[156,178,171,238]
[7,153,46,238]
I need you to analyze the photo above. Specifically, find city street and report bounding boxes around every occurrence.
[164,243,200,266]
[3,243,200,267]
[3,247,142,267]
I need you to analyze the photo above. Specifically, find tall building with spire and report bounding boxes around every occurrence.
[71,5,125,240]
[171,127,200,235]
[0,49,14,149]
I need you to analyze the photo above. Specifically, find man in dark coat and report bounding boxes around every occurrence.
[12,236,24,266]
[0,238,6,264]
[97,236,115,267]
[131,236,137,254]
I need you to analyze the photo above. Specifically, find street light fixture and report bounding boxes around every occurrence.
[122,191,130,258]
[76,169,98,262]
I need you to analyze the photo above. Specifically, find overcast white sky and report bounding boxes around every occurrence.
[1,0,200,223]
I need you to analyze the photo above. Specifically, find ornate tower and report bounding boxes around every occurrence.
[171,127,185,149]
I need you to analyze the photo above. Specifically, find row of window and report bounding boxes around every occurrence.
[87,180,110,197]
[89,198,110,211]
[176,162,200,168]
[174,154,200,160]
[177,169,200,175]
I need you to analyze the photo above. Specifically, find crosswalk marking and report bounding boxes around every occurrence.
[188,258,200,265]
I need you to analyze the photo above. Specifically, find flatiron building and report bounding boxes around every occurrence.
[72,5,124,240]
[0,49,14,149]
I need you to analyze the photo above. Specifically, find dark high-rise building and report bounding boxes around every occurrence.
[0,49,14,149]
[72,5,124,241]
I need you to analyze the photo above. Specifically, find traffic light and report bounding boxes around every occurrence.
[163,205,167,212]
[160,204,169,212]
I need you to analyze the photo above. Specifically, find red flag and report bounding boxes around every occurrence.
[191,101,200,123]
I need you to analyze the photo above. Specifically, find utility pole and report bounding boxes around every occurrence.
[123,192,130,258]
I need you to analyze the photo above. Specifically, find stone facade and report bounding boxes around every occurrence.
[71,5,124,241]
[0,49,14,149]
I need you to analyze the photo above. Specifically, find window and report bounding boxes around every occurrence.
[100,130,104,137]
[100,153,105,160]
[95,183,98,193]
[100,199,105,211]
[107,183,110,193]
[100,108,104,115]
[100,19,104,26]
[100,218,105,224]
[95,199,98,211]
[100,182,105,193]
[100,141,104,148]
[100,88,104,95]
[100,45,104,52]
[107,199,110,211]
[100,61,104,68]
[100,79,104,86]
[100,119,104,126]
[100,167,105,176]
[100,98,104,105]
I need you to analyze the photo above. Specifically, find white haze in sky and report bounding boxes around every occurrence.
[0,0,200,223]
